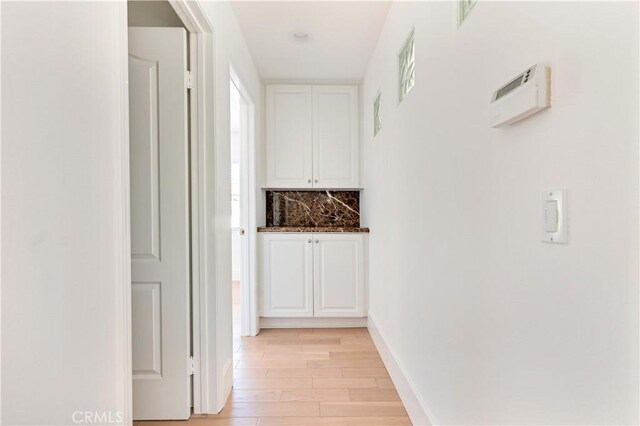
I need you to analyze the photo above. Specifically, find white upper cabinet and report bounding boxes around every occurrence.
[265,84,360,188]
[266,85,313,188]
[313,86,359,188]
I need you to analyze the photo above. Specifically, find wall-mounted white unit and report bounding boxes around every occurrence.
[490,64,551,128]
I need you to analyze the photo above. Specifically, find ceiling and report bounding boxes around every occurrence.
[230,1,391,81]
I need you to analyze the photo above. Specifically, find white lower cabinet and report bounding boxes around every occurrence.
[261,233,314,317]
[260,233,366,318]
[313,234,364,317]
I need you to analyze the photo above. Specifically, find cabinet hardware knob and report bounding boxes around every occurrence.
[307,239,312,243]
[314,179,318,183]
[307,179,311,183]
[315,239,319,243]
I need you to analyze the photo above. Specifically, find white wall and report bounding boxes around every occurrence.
[2,2,130,425]
[362,2,639,425]
[198,1,263,411]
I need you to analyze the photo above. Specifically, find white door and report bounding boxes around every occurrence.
[313,86,359,188]
[266,85,313,188]
[129,27,191,421]
[231,77,254,335]
[313,234,364,317]
[261,233,314,317]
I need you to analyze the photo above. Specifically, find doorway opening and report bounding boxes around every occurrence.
[230,79,244,336]
[230,72,255,338]
[126,0,218,419]
[128,3,192,419]
[125,0,255,419]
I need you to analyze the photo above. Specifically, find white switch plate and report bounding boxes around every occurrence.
[542,189,567,244]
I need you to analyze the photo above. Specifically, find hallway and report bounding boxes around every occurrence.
[136,328,411,425]
[3,1,638,425]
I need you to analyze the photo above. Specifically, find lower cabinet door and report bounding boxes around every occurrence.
[313,234,365,317]
[261,233,314,317]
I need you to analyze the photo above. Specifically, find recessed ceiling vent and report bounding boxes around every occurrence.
[290,31,310,42]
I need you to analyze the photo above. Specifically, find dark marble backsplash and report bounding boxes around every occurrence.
[266,191,360,228]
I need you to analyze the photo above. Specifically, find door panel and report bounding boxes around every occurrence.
[313,234,364,317]
[313,86,359,188]
[266,85,313,188]
[261,234,314,317]
[132,282,162,379]
[129,56,161,261]
[129,27,190,421]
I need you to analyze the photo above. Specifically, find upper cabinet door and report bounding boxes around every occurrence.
[266,85,313,188]
[313,86,359,188]
[313,234,365,317]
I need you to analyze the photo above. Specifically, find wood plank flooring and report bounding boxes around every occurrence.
[134,283,411,425]
[134,328,411,426]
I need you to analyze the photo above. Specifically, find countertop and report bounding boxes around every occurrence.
[258,226,370,233]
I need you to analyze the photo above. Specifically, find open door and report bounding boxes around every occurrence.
[128,27,191,420]
[230,79,251,336]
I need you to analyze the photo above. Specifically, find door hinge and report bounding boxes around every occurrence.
[186,70,193,90]
[189,355,195,375]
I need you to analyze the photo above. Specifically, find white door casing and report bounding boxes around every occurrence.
[266,85,313,188]
[261,233,314,317]
[313,86,360,188]
[129,27,191,421]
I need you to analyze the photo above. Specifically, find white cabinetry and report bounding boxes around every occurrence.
[265,85,313,188]
[312,86,359,188]
[265,85,359,189]
[260,233,366,318]
[313,234,364,317]
[260,233,314,317]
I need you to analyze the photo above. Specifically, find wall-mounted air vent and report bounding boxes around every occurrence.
[490,64,551,128]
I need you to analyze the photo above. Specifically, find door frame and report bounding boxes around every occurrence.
[166,0,217,415]
[115,2,133,424]
[230,67,259,337]
[119,0,221,418]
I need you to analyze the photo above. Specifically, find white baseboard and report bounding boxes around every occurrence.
[368,315,436,426]
[260,317,368,328]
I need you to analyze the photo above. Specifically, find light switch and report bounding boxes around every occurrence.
[541,189,567,244]
[544,200,559,233]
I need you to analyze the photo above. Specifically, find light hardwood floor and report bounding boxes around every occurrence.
[135,283,411,426]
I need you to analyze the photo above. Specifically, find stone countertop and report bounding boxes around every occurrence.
[258,226,370,233]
